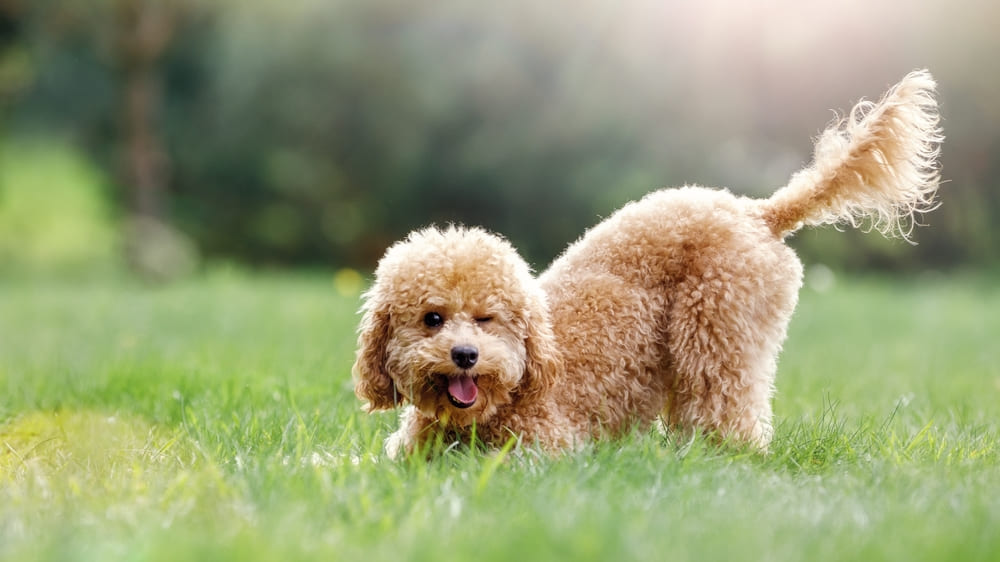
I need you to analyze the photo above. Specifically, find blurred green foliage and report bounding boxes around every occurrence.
[0,141,121,276]
[2,0,998,273]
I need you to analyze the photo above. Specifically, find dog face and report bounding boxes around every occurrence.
[353,226,561,429]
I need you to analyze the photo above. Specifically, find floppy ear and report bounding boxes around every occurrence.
[352,296,401,411]
[516,291,563,403]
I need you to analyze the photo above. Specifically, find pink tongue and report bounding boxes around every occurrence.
[447,375,478,405]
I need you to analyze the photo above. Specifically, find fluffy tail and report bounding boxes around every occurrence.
[762,70,943,240]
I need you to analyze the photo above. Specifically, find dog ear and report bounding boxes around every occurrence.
[517,292,562,403]
[352,298,401,411]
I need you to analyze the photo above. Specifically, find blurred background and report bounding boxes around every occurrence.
[1,0,998,281]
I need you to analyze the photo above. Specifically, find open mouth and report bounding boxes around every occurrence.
[445,374,478,409]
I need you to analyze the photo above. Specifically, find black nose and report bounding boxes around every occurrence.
[451,345,479,369]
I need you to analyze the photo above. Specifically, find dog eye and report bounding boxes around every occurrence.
[475,316,493,324]
[423,312,444,328]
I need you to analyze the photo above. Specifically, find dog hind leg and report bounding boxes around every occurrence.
[664,246,801,450]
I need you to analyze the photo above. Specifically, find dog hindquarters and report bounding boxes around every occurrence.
[664,240,802,449]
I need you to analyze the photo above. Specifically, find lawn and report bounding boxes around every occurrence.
[1,272,998,561]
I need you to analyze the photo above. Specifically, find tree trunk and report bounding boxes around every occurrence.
[114,0,197,279]
[122,62,167,220]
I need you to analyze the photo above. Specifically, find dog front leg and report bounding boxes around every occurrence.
[384,405,437,459]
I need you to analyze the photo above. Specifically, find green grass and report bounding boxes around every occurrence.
[1,272,998,561]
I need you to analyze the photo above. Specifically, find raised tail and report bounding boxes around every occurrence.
[762,70,943,240]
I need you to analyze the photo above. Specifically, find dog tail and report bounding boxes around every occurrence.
[761,70,943,240]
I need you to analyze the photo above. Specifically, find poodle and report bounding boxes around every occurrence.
[353,70,942,457]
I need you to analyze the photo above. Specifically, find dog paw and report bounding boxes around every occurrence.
[384,429,409,460]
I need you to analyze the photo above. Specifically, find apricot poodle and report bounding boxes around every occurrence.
[353,70,942,457]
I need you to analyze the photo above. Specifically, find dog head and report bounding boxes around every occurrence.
[352,226,561,429]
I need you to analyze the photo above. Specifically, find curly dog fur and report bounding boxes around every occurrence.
[353,70,942,457]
